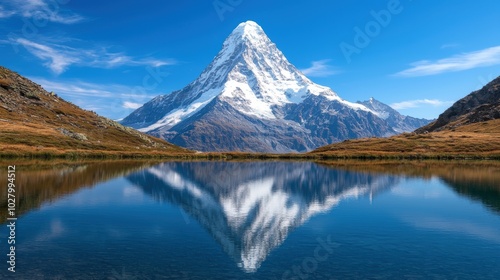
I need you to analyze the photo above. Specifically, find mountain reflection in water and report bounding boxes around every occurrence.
[126,161,400,272]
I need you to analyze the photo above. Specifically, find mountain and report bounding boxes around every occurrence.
[0,66,190,157]
[416,75,500,133]
[122,21,427,153]
[358,97,432,133]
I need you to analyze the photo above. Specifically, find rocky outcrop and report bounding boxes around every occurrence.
[416,76,500,133]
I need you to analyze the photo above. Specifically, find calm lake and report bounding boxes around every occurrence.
[1,161,500,279]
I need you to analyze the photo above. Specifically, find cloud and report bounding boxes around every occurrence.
[0,0,84,23]
[29,77,162,119]
[92,54,176,69]
[391,185,442,198]
[300,59,340,77]
[395,46,500,77]
[31,78,115,97]
[8,38,176,74]
[16,38,79,74]
[390,99,453,110]
[34,219,66,242]
[30,78,161,100]
[407,217,500,244]
[0,6,16,18]
[123,101,143,110]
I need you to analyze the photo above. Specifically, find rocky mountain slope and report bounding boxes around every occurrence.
[122,21,429,153]
[0,67,190,157]
[416,75,500,133]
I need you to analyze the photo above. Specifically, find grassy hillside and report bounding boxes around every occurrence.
[0,67,192,158]
[311,120,500,159]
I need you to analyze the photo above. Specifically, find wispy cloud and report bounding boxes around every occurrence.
[300,59,340,77]
[123,101,143,110]
[31,78,115,97]
[7,38,176,74]
[0,6,16,18]
[16,38,79,74]
[0,0,84,23]
[390,99,453,110]
[395,46,500,77]
[31,78,161,100]
[30,78,161,118]
[407,217,500,244]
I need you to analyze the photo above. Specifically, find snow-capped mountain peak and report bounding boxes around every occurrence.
[136,20,346,130]
[225,20,269,47]
[210,20,339,110]
[122,21,431,152]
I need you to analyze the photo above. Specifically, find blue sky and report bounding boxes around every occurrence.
[1,0,499,120]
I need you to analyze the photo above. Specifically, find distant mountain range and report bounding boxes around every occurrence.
[0,66,189,157]
[313,75,500,157]
[122,21,431,153]
[358,98,431,133]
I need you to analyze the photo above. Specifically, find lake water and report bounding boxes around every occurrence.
[1,161,500,279]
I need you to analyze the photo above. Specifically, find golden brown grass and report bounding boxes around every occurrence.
[311,119,500,159]
[0,78,12,88]
[0,121,192,158]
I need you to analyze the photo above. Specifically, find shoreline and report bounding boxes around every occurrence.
[1,150,499,161]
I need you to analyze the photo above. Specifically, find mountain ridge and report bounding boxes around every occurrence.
[416,75,500,133]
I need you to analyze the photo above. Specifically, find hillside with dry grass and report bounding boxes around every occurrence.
[311,119,500,159]
[0,67,192,158]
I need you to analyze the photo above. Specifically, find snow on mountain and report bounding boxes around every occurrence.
[122,21,428,152]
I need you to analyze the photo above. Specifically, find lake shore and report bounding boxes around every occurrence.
[1,149,500,161]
